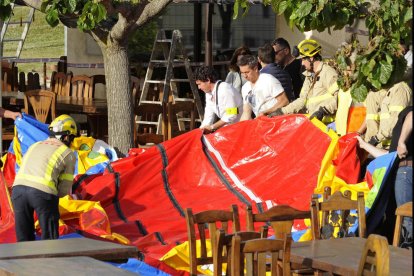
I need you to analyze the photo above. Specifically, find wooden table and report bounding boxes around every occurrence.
[290,237,412,275]
[0,238,139,261]
[3,92,108,139]
[0,256,136,275]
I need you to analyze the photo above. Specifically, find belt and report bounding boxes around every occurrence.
[399,159,413,167]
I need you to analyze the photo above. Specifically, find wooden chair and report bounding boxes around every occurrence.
[357,234,390,275]
[134,103,166,147]
[91,74,106,97]
[246,205,311,239]
[130,76,141,108]
[231,234,292,276]
[214,229,261,276]
[311,190,366,240]
[23,89,56,123]
[246,205,313,275]
[69,75,93,98]
[393,201,413,247]
[51,71,72,96]
[167,100,196,140]
[184,204,240,276]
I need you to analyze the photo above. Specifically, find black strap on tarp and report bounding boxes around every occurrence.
[157,144,185,217]
[201,136,250,206]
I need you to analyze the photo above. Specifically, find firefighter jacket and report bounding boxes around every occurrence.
[281,62,339,116]
[364,81,412,147]
[13,138,76,197]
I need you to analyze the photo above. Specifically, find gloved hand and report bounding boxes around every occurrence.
[310,106,329,121]
[327,122,336,132]
[368,135,380,146]
[268,108,283,117]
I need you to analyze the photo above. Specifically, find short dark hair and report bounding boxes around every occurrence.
[237,54,258,69]
[258,43,275,64]
[194,66,218,82]
[272,37,291,52]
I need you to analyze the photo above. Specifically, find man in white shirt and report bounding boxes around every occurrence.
[195,66,243,134]
[237,55,289,121]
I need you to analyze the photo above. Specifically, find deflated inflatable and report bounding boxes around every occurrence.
[0,114,397,275]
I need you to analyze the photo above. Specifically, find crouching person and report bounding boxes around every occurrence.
[12,115,77,241]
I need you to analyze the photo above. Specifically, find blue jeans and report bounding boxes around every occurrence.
[395,166,413,248]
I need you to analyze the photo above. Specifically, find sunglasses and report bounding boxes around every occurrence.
[274,48,286,55]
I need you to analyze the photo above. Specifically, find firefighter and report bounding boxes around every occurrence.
[269,39,339,123]
[357,81,412,149]
[11,115,77,241]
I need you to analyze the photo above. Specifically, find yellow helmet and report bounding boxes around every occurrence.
[49,114,78,139]
[298,39,322,58]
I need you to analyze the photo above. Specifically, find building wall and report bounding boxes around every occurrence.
[275,16,369,58]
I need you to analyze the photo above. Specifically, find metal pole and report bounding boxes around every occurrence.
[204,1,213,66]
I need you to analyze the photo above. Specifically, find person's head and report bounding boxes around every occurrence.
[400,39,409,55]
[229,45,252,72]
[194,66,219,93]
[49,114,78,146]
[272,37,292,66]
[237,54,260,83]
[297,39,323,72]
[257,43,275,66]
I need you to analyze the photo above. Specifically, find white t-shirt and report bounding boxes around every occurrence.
[200,81,243,127]
[241,73,285,116]
[405,49,412,68]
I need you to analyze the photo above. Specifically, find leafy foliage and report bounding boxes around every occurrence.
[39,0,107,30]
[234,0,412,101]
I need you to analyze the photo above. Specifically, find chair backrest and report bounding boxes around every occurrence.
[357,234,390,276]
[70,75,93,98]
[311,190,366,239]
[24,89,56,123]
[184,204,240,276]
[134,103,167,147]
[246,205,311,239]
[167,100,196,139]
[214,229,261,276]
[231,234,292,276]
[51,71,72,96]
[393,201,413,247]
[130,76,141,108]
[1,67,16,92]
[91,74,106,98]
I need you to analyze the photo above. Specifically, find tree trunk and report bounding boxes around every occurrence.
[102,42,134,156]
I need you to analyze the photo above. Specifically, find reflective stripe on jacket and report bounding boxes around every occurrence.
[13,138,76,197]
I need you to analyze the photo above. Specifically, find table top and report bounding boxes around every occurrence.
[0,256,136,276]
[290,237,412,275]
[0,238,139,261]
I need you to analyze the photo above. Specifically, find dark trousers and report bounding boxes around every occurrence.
[11,185,60,241]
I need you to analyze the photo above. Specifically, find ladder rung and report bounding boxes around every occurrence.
[170,79,190,82]
[140,101,162,105]
[7,21,32,25]
[174,98,194,102]
[2,38,24,42]
[136,121,160,125]
[150,59,186,64]
[156,39,172,43]
[150,60,168,64]
[146,80,166,84]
